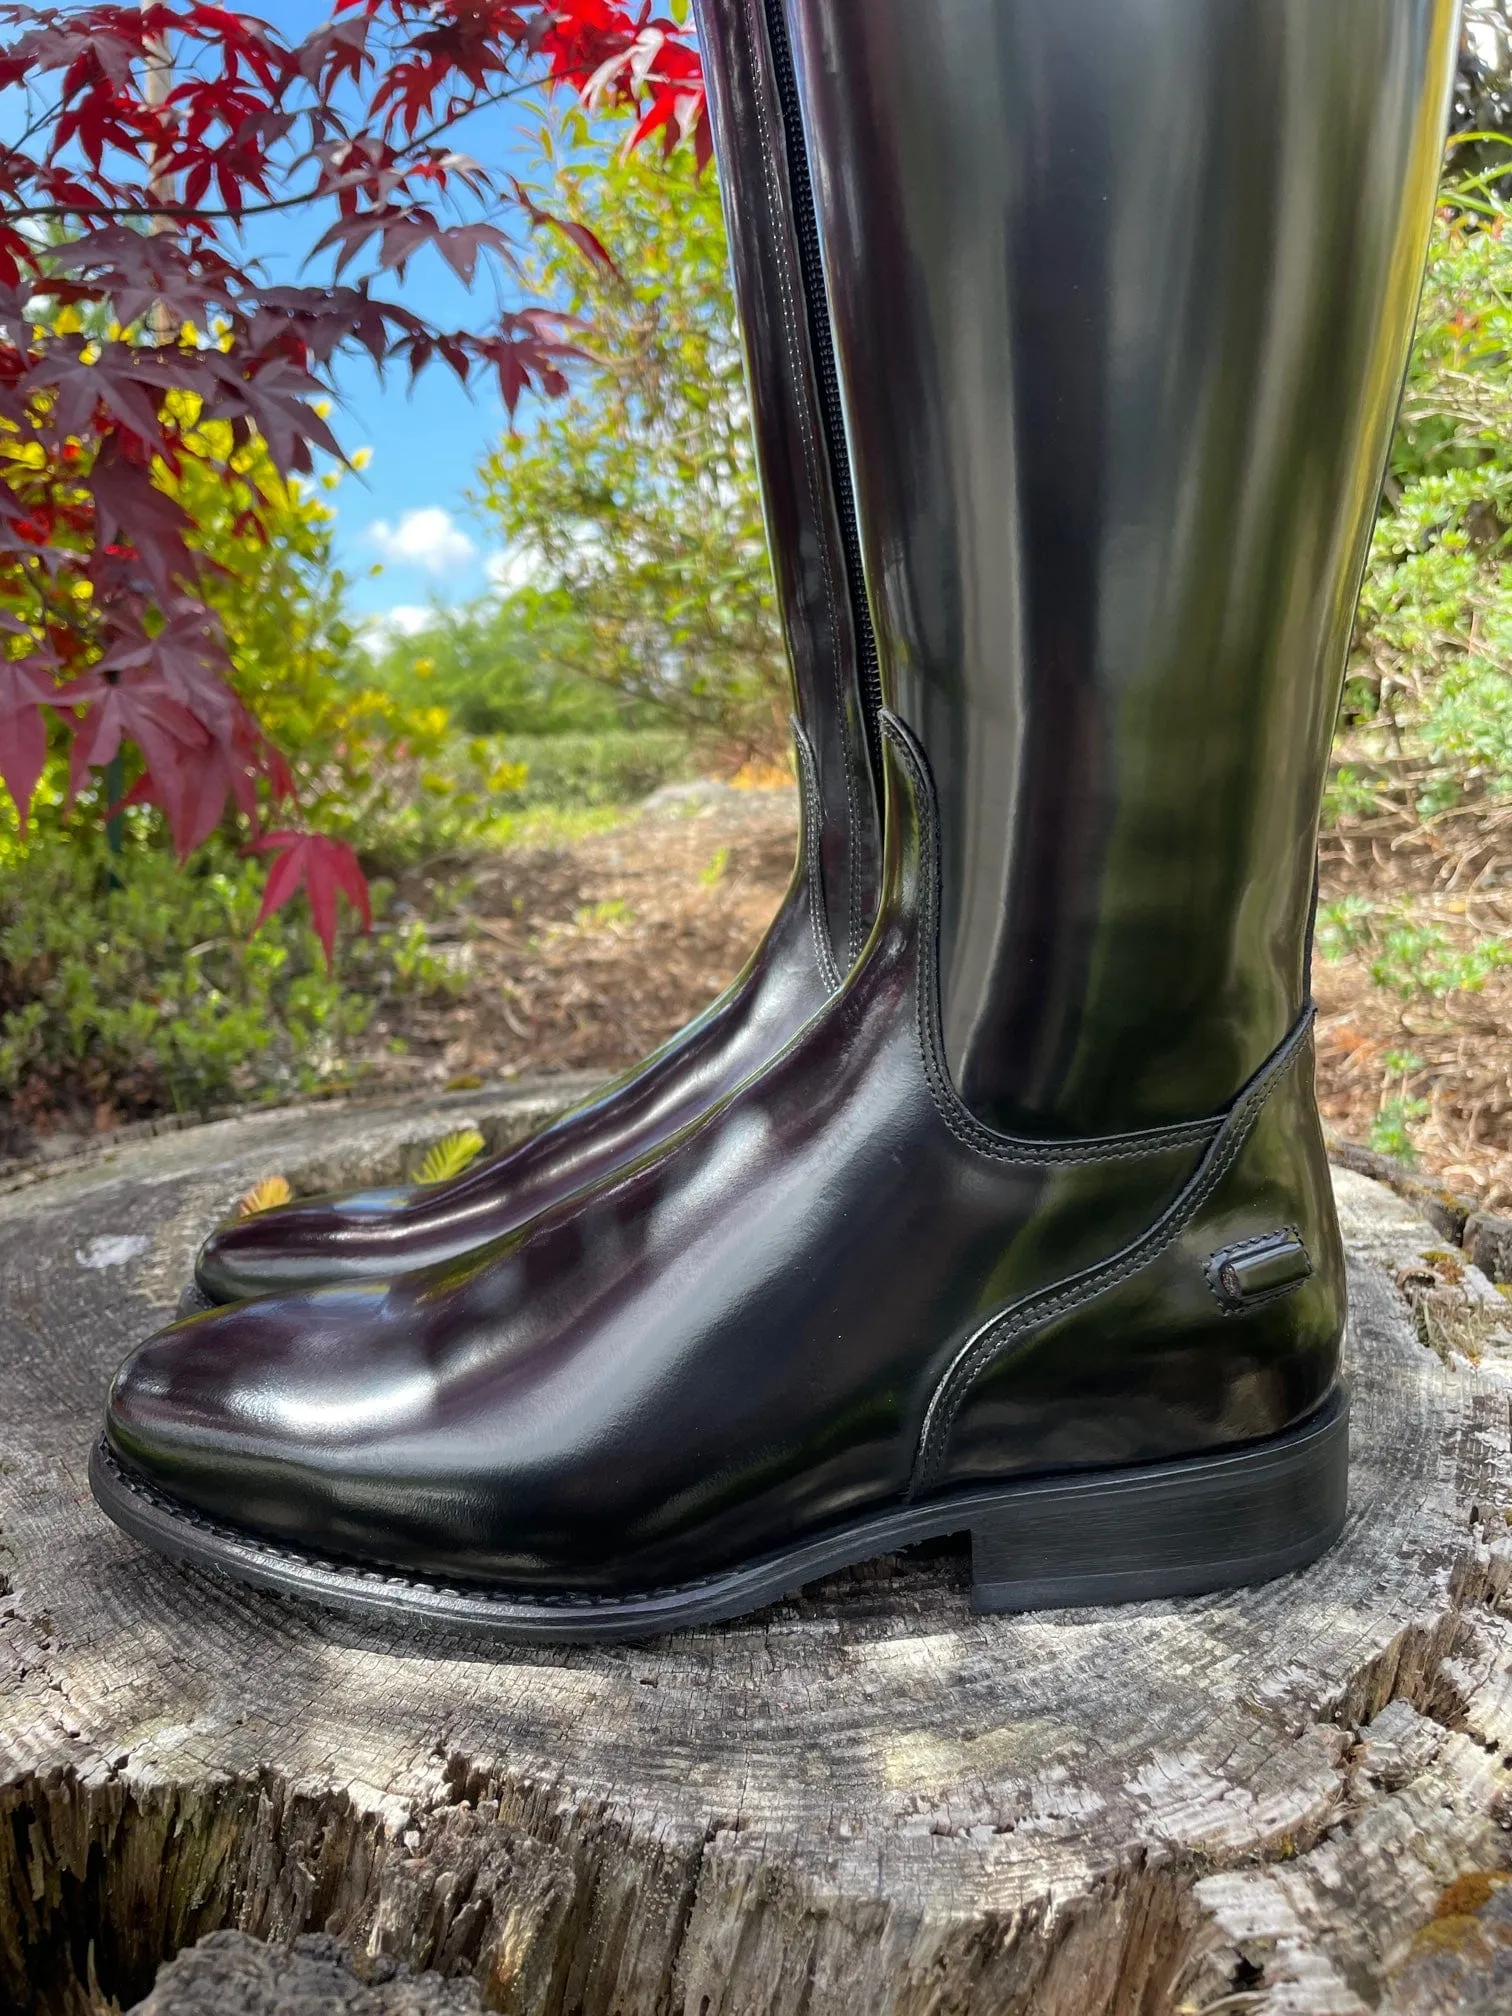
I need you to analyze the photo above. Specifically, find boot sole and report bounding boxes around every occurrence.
[89,1388,1348,1644]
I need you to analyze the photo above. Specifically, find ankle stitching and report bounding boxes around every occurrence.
[880,711,1223,1166]
[910,1013,1310,1496]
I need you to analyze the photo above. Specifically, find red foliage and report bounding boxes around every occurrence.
[249,827,373,968]
[0,1,705,958]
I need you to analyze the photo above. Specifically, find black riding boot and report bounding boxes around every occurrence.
[192,0,881,1303]
[94,0,1460,1639]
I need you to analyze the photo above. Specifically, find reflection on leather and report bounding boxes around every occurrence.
[109,720,1344,1598]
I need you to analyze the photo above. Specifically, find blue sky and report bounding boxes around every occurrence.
[241,2,567,633]
[0,3,643,632]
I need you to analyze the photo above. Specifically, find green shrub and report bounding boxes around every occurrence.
[1316,899,1512,1000]
[493,729,694,808]
[319,725,692,879]
[0,830,457,1127]
[1370,1094,1432,1166]
[361,595,634,738]
[1346,149,1512,809]
[474,116,787,751]
[1320,146,1512,1093]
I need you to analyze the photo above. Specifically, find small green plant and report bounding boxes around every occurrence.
[1314,900,1512,999]
[1370,1050,1430,1166]
[699,846,730,887]
[0,826,456,1132]
[575,898,632,929]
[487,730,695,809]
[412,1128,487,1185]
[1322,765,1385,823]
[1371,1094,1432,1166]
[388,920,469,999]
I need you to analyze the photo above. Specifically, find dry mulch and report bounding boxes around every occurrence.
[365,784,801,1092]
[1316,787,1512,1211]
[377,775,1512,1211]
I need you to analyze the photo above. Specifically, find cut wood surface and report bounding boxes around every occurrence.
[2,1091,1512,2015]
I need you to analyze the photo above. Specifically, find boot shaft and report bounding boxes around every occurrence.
[778,0,1462,1134]
[696,0,881,972]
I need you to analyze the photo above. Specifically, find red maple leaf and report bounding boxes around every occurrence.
[0,0,705,933]
[0,654,56,831]
[247,828,372,967]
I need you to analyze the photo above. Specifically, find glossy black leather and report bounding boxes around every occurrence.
[197,730,840,1301]
[103,0,1456,1610]
[701,0,881,966]
[780,0,1460,1136]
[195,0,879,1306]
[107,720,1343,1595]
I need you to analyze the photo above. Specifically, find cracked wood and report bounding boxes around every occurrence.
[0,1095,1510,2013]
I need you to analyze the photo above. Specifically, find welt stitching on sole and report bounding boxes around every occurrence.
[94,1401,1344,1628]
[97,1442,734,1614]
[98,1437,960,1620]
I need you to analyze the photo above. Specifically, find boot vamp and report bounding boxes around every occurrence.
[195,880,830,1304]
[109,969,1210,1596]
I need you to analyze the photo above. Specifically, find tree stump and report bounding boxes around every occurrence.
[2,1089,1512,2015]
[135,1931,485,2014]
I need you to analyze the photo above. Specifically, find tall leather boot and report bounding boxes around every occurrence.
[93,0,1460,1641]
[192,0,881,1303]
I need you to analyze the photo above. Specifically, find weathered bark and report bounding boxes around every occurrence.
[1,1091,1511,2015]
[134,1931,483,2014]
[1324,1131,1477,1247]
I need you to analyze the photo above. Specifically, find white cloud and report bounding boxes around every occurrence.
[484,545,542,594]
[485,524,606,597]
[382,604,433,636]
[367,506,476,575]
[355,605,433,653]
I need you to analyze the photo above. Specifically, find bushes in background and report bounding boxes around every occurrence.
[491,729,693,808]
[0,830,459,1138]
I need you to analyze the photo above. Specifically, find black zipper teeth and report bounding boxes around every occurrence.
[760,0,886,780]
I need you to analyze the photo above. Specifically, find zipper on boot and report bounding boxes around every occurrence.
[759,0,885,803]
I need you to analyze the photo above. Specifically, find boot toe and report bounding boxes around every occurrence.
[105,1288,405,1559]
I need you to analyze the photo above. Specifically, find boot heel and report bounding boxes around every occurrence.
[967,1387,1349,1613]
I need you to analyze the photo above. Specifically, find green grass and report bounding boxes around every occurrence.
[470,802,634,850]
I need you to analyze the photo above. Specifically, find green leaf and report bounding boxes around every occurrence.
[412,1127,486,1186]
